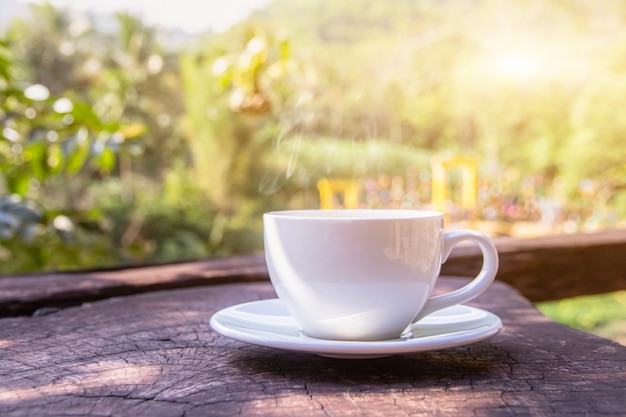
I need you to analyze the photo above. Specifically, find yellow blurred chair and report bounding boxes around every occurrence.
[431,156,477,223]
[317,178,360,209]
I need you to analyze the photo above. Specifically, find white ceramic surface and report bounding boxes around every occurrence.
[263,209,499,341]
[210,298,503,359]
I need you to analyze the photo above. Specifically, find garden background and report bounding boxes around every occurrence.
[1,0,626,342]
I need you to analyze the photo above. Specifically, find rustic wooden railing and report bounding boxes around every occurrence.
[1,229,625,317]
[442,229,626,301]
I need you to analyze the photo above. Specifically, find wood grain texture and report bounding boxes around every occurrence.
[1,278,625,417]
[1,229,625,317]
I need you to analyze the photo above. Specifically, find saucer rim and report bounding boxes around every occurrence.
[210,299,503,358]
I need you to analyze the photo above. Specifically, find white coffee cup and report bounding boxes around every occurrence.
[263,209,499,341]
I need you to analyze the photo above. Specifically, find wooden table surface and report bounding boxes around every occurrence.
[1,261,626,416]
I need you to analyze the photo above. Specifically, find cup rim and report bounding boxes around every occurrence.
[264,209,445,220]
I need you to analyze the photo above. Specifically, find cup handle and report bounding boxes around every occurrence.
[412,230,499,322]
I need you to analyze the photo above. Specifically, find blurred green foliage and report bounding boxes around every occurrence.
[538,291,626,343]
[0,23,142,272]
[1,0,626,275]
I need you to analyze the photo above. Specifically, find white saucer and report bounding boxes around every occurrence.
[210,299,503,359]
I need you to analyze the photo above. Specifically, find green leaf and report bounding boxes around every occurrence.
[70,102,103,127]
[6,174,29,196]
[24,142,48,181]
[94,147,116,173]
[65,137,90,174]
[0,56,11,81]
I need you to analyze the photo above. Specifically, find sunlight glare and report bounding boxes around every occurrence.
[495,51,539,79]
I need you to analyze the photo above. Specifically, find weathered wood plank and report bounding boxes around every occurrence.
[1,229,625,317]
[442,229,626,301]
[0,255,268,317]
[1,278,624,417]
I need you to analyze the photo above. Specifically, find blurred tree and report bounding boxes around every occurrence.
[252,0,626,221]
[181,29,301,211]
[94,13,187,181]
[0,35,140,272]
[5,2,94,95]
[8,6,186,183]
[5,5,198,268]
[4,0,626,273]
